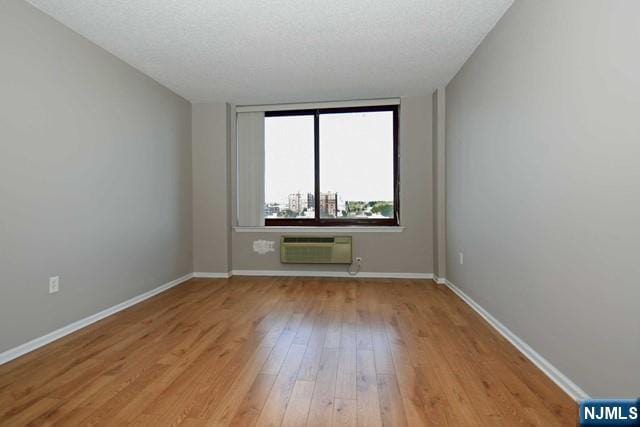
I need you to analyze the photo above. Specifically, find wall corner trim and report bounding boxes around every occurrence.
[193,272,232,278]
[443,278,590,402]
[0,273,194,366]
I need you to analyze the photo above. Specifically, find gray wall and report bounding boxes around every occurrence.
[192,103,231,273]
[231,96,434,274]
[0,0,192,352]
[446,0,640,397]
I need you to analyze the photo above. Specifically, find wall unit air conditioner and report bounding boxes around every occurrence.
[280,236,352,264]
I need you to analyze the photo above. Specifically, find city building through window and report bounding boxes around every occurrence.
[264,105,399,226]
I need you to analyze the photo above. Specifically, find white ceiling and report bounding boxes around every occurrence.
[27,0,513,104]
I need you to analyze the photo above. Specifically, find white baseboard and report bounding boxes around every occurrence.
[433,275,447,285]
[442,278,589,402]
[230,269,434,279]
[0,272,194,365]
[193,272,231,278]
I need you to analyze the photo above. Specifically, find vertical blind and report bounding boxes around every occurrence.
[236,112,264,226]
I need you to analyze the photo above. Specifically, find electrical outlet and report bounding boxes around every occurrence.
[459,252,464,265]
[49,276,59,294]
[355,257,363,263]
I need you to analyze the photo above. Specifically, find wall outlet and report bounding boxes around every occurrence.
[355,257,363,264]
[49,276,60,294]
[459,252,464,265]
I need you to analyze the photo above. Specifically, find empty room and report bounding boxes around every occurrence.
[1,0,638,425]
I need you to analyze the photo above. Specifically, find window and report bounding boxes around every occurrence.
[265,114,315,220]
[264,105,399,226]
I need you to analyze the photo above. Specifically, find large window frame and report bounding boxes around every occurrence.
[264,105,399,227]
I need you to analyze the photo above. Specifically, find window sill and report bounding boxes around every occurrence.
[233,226,406,233]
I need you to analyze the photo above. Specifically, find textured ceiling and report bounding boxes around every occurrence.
[27,0,513,104]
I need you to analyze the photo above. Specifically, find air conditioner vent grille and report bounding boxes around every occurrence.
[283,246,334,263]
[282,237,335,244]
[280,236,352,264]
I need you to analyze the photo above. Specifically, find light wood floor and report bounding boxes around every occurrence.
[0,277,577,426]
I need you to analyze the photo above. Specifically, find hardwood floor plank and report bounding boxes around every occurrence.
[296,303,330,382]
[261,313,305,375]
[369,299,395,376]
[376,374,408,427]
[204,342,277,425]
[0,396,61,426]
[335,321,357,400]
[333,398,357,427]
[380,301,452,425]
[324,308,343,350]
[306,348,340,427]
[355,291,373,351]
[255,344,307,427]
[355,350,382,427]
[281,380,315,427]
[228,373,276,426]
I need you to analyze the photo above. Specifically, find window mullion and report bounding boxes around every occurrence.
[314,110,320,225]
